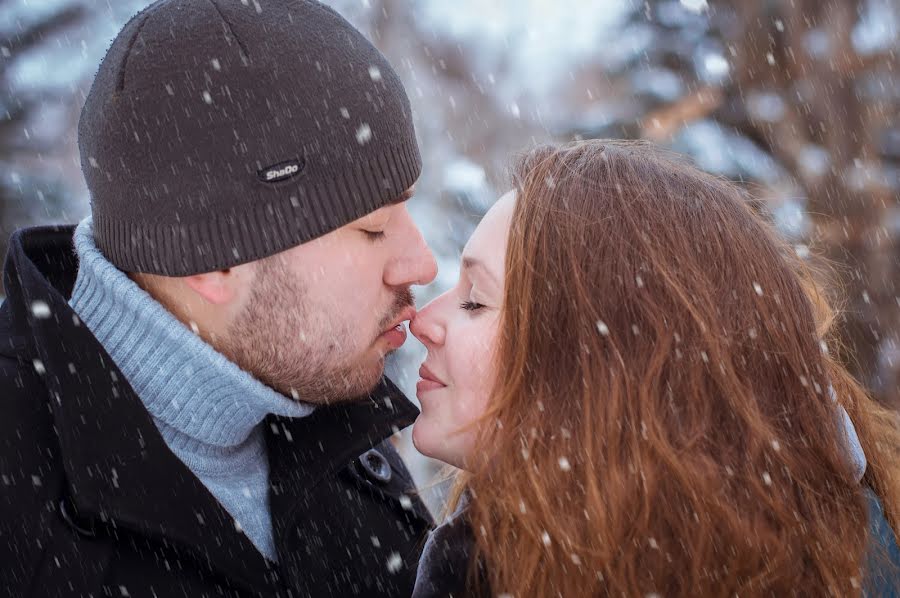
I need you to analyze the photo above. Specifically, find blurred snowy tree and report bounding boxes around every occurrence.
[611,0,899,406]
[0,0,86,265]
[717,0,899,407]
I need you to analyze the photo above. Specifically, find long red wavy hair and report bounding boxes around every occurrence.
[449,140,900,596]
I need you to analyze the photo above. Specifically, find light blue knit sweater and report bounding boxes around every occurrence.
[67,217,315,562]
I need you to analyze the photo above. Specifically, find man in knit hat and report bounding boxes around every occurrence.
[0,1,437,596]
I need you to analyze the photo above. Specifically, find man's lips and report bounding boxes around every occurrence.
[380,306,417,336]
[377,306,417,350]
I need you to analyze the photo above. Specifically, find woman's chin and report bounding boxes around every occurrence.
[411,416,436,458]
[412,417,451,464]
[413,419,474,470]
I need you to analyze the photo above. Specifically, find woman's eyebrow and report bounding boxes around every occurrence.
[462,256,500,288]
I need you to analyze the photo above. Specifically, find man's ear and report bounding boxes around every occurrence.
[182,270,237,305]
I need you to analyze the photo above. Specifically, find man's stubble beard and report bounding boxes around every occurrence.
[223,258,413,404]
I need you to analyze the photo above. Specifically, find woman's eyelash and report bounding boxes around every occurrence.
[363,230,386,241]
[459,301,486,312]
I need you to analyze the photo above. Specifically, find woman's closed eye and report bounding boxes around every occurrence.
[460,300,486,312]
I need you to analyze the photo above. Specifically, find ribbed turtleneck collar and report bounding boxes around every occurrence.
[67,217,315,453]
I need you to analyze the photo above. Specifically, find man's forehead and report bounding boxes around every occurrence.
[348,189,410,226]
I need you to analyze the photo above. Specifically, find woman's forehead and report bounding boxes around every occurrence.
[462,190,516,274]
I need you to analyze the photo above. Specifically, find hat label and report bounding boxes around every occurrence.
[258,158,305,183]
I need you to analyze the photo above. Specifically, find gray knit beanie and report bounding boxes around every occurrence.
[78,0,421,276]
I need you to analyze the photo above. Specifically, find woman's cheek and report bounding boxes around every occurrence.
[459,316,499,414]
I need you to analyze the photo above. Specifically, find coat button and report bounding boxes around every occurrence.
[358,449,392,484]
[59,497,97,538]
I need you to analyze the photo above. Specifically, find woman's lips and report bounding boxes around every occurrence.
[417,364,447,394]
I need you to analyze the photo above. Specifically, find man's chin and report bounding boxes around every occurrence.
[352,357,389,397]
[284,359,386,405]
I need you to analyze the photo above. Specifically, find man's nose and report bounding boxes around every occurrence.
[385,216,438,288]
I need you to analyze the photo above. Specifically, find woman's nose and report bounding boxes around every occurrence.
[410,297,446,347]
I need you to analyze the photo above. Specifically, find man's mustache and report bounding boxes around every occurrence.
[377,287,415,333]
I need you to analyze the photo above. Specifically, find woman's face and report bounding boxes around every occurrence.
[410,191,515,469]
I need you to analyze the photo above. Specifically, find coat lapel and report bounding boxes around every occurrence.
[267,378,420,525]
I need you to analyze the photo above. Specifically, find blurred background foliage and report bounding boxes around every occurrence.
[1,0,897,506]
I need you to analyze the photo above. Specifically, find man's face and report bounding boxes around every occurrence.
[224,195,437,403]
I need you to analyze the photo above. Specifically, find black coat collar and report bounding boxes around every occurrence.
[1,225,420,592]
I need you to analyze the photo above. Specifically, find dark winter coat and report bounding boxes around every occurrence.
[411,495,478,598]
[0,225,434,598]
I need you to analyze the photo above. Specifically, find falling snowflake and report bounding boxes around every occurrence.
[386,552,403,573]
[30,301,51,319]
[679,0,708,13]
[368,65,382,81]
[356,123,373,145]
